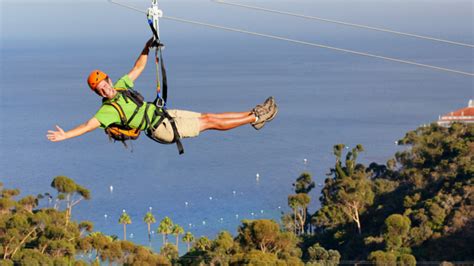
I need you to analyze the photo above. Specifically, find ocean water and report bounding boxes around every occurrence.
[1,0,472,253]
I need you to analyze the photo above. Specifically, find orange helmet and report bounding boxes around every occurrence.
[87,70,108,90]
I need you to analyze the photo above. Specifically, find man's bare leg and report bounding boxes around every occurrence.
[199,113,257,132]
[203,112,252,119]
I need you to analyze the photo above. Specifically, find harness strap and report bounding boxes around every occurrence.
[165,112,184,154]
[146,108,184,155]
[125,96,142,124]
[137,103,151,130]
[158,48,168,103]
[107,102,127,125]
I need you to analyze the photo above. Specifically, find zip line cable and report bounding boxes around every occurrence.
[162,16,474,77]
[107,0,474,77]
[212,0,474,49]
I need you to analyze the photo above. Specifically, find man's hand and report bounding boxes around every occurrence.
[46,118,100,142]
[146,37,155,48]
[47,125,67,142]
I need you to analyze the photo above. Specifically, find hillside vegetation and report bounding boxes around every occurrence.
[1,123,472,265]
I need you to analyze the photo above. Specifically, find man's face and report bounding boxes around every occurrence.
[95,78,116,99]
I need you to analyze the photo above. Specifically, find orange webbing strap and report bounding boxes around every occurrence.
[107,102,127,125]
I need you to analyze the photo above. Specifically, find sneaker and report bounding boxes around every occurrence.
[252,97,278,130]
[262,97,277,123]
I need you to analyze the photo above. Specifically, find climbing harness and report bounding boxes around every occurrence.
[103,88,146,146]
[144,0,184,154]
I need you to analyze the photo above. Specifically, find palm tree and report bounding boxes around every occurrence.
[143,211,156,242]
[171,224,184,249]
[157,216,173,246]
[118,210,132,240]
[182,232,195,252]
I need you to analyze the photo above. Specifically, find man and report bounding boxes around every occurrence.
[47,38,277,146]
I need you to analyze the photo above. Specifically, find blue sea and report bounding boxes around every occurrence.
[1,0,472,253]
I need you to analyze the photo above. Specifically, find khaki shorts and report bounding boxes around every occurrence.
[152,109,201,143]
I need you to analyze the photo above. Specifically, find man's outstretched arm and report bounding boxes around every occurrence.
[127,38,155,82]
[47,118,101,142]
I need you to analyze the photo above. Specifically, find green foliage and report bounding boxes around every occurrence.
[307,243,340,266]
[315,144,374,235]
[288,193,311,235]
[193,236,212,252]
[160,243,179,264]
[368,250,397,265]
[50,176,90,225]
[182,231,195,252]
[2,123,472,264]
[293,172,315,194]
[118,212,131,225]
[0,178,172,265]
[383,214,411,252]
[237,219,281,253]
[51,176,90,200]
[305,124,472,262]
[157,216,173,245]
[181,219,303,265]
[230,250,284,265]
[398,253,416,266]
[235,219,301,262]
[171,224,184,248]
[143,211,156,243]
[143,211,156,225]
[0,260,13,266]
[118,211,132,240]
[212,231,234,254]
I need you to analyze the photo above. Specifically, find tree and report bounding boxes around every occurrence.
[0,179,173,265]
[193,236,212,252]
[383,214,411,252]
[315,144,374,234]
[293,172,315,194]
[293,172,315,233]
[288,193,311,235]
[368,250,397,265]
[143,211,156,243]
[307,243,340,266]
[17,196,38,213]
[50,176,90,226]
[160,243,179,264]
[182,232,195,252]
[157,217,173,246]
[171,224,184,250]
[209,231,234,265]
[235,219,301,260]
[118,211,131,240]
